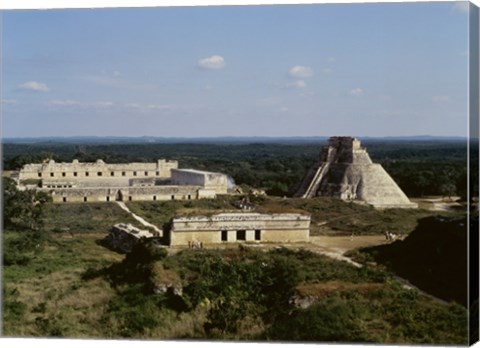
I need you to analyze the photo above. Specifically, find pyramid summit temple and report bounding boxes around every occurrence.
[295,136,417,208]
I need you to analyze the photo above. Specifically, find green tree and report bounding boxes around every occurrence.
[3,177,51,230]
[440,183,456,199]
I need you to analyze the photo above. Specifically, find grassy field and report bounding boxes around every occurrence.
[126,195,460,236]
[2,198,468,341]
[3,202,139,337]
[3,234,469,343]
[41,202,140,234]
[3,231,122,337]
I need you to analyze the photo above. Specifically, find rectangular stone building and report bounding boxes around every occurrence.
[167,212,310,246]
[171,168,229,194]
[16,159,230,203]
[19,159,178,183]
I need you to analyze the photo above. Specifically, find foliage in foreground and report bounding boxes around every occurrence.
[3,230,468,343]
[1,170,470,343]
[95,244,467,343]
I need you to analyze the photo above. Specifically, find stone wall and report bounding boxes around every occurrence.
[46,185,203,203]
[171,169,228,194]
[19,159,178,182]
[168,213,310,246]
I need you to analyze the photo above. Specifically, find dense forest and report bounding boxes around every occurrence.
[3,139,478,199]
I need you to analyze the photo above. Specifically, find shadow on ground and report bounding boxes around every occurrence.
[358,215,477,307]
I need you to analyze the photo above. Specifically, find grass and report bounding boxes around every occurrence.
[126,195,459,236]
[254,197,462,235]
[126,196,239,228]
[3,232,123,337]
[2,195,468,341]
[42,202,140,234]
[3,202,140,337]
[3,231,468,343]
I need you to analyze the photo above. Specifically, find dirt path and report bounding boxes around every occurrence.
[115,201,163,235]
[307,235,389,267]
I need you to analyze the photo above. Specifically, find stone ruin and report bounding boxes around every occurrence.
[104,223,160,253]
[15,158,231,203]
[295,136,417,208]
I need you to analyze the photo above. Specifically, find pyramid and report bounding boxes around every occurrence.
[295,136,417,208]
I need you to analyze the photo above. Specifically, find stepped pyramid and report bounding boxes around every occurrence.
[295,136,417,208]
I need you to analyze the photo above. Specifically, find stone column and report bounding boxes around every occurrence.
[227,230,236,242]
[246,230,255,241]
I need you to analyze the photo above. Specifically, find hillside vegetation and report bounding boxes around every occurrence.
[3,190,469,342]
[2,140,475,343]
[3,234,468,343]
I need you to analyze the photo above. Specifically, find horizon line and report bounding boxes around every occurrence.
[2,134,469,139]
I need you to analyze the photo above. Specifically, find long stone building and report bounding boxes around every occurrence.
[166,212,311,246]
[295,136,417,208]
[17,159,230,203]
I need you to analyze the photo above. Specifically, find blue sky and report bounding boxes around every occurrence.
[1,2,471,137]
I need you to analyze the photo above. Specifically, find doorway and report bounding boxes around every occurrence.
[116,190,124,201]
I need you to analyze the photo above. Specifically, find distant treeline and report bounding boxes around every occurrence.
[3,140,478,199]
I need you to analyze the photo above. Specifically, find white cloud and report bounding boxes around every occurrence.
[18,81,50,92]
[94,101,114,108]
[112,70,121,77]
[125,103,142,109]
[322,68,333,74]
[289,65,314,78]
[328,57,336,63]
[49,99,80,106]
[49,99,184,113]
[279,106,289,112]
[146,104,174,111]
[432,95,451,103]
[48,99,114,108]
[286,80,307,89]
[125,102,176,112]
[197,55,225,70]
[349,88,364,96]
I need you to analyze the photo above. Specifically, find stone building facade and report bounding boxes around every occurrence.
[17,159,230,203]
[167,212,311,246]
[171,168,228,194]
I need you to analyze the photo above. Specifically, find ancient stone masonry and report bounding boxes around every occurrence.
[167,212,311,246]
[16,159,230,203]
[104,223,159,253]
[295,136,417,208]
